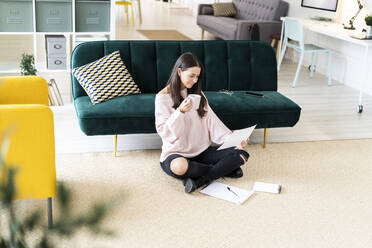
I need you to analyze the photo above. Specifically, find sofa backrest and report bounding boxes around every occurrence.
[71,40,277,99]
[233,0,289,21]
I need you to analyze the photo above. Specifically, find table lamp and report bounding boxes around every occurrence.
[344,0,372,29]
[344,0,364,29]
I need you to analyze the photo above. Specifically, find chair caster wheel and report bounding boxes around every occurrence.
[308,65,316,72]
[358,105,363,113]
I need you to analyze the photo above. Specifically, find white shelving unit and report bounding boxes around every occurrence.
[0,0,116,74]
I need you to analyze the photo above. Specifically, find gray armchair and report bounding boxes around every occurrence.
[197,0,289,44]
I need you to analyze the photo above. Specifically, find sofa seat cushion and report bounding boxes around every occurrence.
[74,90,300,135]
[204,91,301,129]
[74,94,156,135]
[197,16,238,39]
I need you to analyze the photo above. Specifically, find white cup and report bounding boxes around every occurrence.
[188,94,201,110]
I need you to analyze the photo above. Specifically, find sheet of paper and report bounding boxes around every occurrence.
[200,181,254,205]
[217,125,256,150]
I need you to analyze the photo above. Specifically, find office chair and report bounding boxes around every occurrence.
[277,18,332,87]
[0,76,57,228]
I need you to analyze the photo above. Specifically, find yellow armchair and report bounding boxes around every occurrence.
[0,76,56,228]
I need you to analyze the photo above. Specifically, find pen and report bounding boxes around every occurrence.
[227,186,239,198]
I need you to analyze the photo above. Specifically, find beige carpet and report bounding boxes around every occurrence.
[14,139,372,247]
[137,29,192,40]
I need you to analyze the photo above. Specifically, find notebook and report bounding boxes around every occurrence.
[200,181,254,205]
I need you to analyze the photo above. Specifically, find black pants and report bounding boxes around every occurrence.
[160,146,249,181]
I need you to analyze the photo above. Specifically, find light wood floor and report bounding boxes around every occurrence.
[52,0,372,154]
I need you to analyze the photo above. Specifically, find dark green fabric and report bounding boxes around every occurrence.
[155,42,181,90]
[71,40,278,97]
[203,41,229,91]
[204,91,300,129]
[71,40,301,136]
[74,95,156,135]
[73,91,300,135]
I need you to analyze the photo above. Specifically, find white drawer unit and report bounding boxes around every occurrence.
[47,54,66,70]
[45,35,66,55]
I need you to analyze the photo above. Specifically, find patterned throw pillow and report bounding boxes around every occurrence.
[72,50,141,105]
[212,2,237,17]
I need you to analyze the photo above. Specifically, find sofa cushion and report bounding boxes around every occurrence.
[74,94,156,135]
[197,16,238,39]
[72,50,141,105]
[212,2,237,17]
[73,90,300,135]
[204,91,301,129]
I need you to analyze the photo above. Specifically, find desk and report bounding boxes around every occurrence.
[279,17,372,113]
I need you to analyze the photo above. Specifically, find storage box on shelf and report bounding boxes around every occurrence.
[0,0,34,32]
[75,0,111,32]
[35,0,72,32]
[0,0,115,74]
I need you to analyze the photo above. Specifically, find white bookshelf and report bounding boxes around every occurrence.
[0,0,116,75]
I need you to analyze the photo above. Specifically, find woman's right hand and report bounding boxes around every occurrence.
[235,138,249,150]
[178,97,192,113]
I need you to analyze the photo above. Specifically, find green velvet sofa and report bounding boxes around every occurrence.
[71,40,301,154]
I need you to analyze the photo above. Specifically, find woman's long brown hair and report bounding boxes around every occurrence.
[166,53,207,118]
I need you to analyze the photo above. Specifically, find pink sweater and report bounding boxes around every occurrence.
[155,88,232,162]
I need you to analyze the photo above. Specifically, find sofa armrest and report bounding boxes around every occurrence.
[236,20,283,44]
[0,76,49,106]
[198,4,214,16]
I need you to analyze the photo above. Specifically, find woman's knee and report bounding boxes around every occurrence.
[170,157,189,175]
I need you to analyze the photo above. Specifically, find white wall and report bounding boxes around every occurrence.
[285,0,372,95]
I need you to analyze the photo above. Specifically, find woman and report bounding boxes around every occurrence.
[155,53,250,193]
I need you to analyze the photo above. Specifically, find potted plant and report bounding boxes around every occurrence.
[19,53,37,76]
[365,15,372,38]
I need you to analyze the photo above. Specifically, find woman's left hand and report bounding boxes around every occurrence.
[235,138,249,150]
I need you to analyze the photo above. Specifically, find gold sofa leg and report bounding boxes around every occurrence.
[114,134,117,157]
[201,29,204,40]
[263,128,268,148]
[276,40,281,62]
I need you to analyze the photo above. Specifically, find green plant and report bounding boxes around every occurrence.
[365,15,372,26]
[0,126,120,247]
[19,53,37,76]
